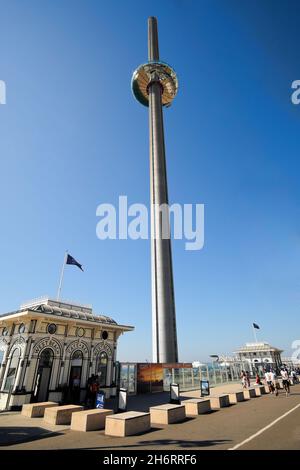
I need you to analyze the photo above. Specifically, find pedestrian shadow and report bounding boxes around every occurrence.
[71,437,232,450]
[137,438,232,448]
[0,427,63,447]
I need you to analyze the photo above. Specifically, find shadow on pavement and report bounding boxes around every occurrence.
[0,427,63,446]
[68,438,232,450]
[137,438,232,448]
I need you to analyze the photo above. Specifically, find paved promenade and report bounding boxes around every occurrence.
[0,382,299,450]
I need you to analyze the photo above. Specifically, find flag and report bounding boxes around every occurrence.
[66,254,83,271]
[253,323,260,329]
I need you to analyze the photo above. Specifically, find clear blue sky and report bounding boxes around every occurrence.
[0,0,299,362]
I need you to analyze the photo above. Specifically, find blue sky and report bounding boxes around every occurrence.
[0,0,299,362]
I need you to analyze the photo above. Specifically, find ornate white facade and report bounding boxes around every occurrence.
[0,297,133,410]
[234,342,283,374]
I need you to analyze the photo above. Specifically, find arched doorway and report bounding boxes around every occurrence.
[33,348,54,402]
[69,350,83,403]
[96,351,108,387]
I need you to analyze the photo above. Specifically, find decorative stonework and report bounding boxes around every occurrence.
[93,341,113,358]
[10,336,26,351]
[32,337,62,357]
[0,338,8,351]
[66,339,89,357]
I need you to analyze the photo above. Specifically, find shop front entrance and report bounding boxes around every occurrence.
[68,350,83,404]
[33,348,53,402]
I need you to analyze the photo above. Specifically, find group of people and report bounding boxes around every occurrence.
[241,370,251,388]
[264,368,292,396]
[241,366,299,397]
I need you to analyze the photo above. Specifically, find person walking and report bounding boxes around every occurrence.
[280,368,290,396]
[86,374,95,408]
[256,373,262,385]
[270,370,279,396]
[90,375,99,408]
[265,370,274,394]
[291,369,298,384]
[241,371,247,389]
[246,370,251,388]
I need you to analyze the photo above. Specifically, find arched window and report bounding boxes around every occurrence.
[39,348,54,368]
[4,348,20,391]
[97,352,108,387]
[71,350,83,366]
[0,344,6,368]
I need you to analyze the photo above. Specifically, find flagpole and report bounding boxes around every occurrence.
[57,251,68,301]
[252,324,258,343]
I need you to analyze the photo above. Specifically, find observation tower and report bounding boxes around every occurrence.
[131,17,179,363]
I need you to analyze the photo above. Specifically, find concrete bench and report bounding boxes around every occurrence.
[228,391,245,404]
[21,401,58,418]
[209,394,230,409]
[183,398,211,415]
[71,409,114,432]
[243,388,257,399]
[254,385,266,396]
[105,411,150,437]
[44,404,83,425]
[150,403,186,424]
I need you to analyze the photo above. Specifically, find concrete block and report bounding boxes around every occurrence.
[71,409,114,431]
[21,401,58,418]
[209,394,230,409]
[228,391,245,404]
[254,385,266,396]
[105,411,150,437]
[150,403,186,424]
[183,399,211,415]
[43,404,83,425]
[243,388,257,399]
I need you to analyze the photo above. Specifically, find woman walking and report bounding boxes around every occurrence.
[241,371,247,388]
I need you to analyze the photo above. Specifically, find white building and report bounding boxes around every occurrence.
[234,342,283,374]
[0,297,133,410]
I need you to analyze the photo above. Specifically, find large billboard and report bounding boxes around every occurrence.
[137,363,164,393]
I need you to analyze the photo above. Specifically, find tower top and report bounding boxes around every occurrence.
[131,18,178,107]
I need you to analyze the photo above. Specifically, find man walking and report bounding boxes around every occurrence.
[265,370,274,394]
[270,370,279,396]
[280,368,290,396]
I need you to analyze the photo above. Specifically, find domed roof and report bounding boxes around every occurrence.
[28,303,117,325]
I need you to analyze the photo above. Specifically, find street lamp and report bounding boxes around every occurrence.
[209,355,219,362]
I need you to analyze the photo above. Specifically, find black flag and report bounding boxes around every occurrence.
[66,254,83,271]
[253,323,260,329]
